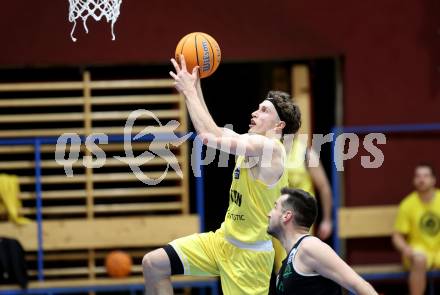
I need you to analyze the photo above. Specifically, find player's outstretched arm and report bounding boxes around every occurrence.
[300,238,378,295]
[170,55,271,156]
[307,149,333,240]
[199,132,280,157]
[170,56,223,138]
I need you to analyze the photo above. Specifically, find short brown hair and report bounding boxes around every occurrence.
[280,187,317,228]
[266,90,301,136]
[416,162,437,177]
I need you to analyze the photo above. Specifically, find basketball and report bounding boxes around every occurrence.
[105,250,132,278]
[175,32,221,78]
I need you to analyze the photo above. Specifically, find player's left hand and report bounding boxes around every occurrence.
[317,219,333,240]
[169,54,199,95]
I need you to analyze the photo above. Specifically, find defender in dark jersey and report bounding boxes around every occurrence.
[267,188,377,295]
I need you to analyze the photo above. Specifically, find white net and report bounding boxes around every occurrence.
[68,0,122,42]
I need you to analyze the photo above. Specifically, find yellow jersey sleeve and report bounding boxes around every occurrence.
[394,196,412,234]
[286,138,315,196]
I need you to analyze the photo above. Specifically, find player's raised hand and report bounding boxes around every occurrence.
[169,54,199,95]
[317,219,333,240]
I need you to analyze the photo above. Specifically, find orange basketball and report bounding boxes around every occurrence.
[175,32,221,78]
[105,250,132,278]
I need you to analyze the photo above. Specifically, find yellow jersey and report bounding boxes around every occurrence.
[221,141,288,243]
[286,138,315,196]
[394,189,440,252]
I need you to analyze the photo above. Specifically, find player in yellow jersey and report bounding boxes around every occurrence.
[392,163,440,295]
[142,55,301,295]
[286,137,333,239]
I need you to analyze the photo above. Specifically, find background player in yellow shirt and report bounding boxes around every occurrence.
[142,55,301,294]
[286,137,333,240]
[392,163,440,295]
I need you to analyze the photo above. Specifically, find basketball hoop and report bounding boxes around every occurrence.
[68,0,122,42]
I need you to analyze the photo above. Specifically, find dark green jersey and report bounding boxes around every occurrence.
[276,235,342,295]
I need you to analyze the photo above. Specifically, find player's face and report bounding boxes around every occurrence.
[413,166,436,192]
[267,195,288,237]
[248,100,281,135]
